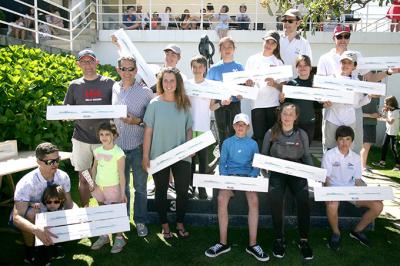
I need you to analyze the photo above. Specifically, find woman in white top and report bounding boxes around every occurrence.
[245,30,284,148]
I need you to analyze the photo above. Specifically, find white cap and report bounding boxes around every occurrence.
[233,113,250,125]
[163,44,181,54]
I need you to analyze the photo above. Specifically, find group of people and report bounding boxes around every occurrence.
[10,6,400,265]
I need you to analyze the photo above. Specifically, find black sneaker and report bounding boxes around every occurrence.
[198,187,208,200]
[35,246,51,266]
[205,243,231,257]
[328,233,341,251]
[24,246,35,264]
[246,244,269,262]
[350,231,371,247]
[272,239,285,258]
[298,240,314,260]
[49,245,65,260]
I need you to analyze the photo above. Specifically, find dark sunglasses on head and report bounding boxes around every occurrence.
[336,34,351,40]
[120,66,135,72]
[40,157,60,166]
[46,200,61,204]
[282,19,296,24]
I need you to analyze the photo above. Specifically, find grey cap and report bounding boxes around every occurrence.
[262,30,280,43]
[340,50,357,63]
[283,8,301,20]
[163,44,181,54]
[77,49,96,60]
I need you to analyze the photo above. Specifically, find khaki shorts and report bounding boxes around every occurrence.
[91,185,122,204]
[70,138,101,171]
[322,120,356,151]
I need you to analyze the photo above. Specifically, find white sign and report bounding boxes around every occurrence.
[282,85,356,104]
[184,80,231,100]
[227,83,259,100]
[222,65,293,84]
[313,75,386,96]
[148,131,216,174]
[252,154,327,182]
[46,105,127,120]
[35,204,129,246]
[314,186,394,201]
[113,29,157,87]
[358,56,400,70]
[193,174,269,192]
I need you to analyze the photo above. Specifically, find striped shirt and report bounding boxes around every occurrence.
[112,80,153,150]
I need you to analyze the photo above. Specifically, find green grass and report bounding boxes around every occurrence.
[366,146,400,182]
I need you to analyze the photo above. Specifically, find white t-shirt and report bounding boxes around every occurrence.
[187,79,211,132]
[14,168,71,203]
[245,53,283,109]
[280,33,312,73]
[386,109,400,136]
[322,146,362,186]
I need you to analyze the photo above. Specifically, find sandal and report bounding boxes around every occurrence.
[162,231,173,239]
[176,228,190,239]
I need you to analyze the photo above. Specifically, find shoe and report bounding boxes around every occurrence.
[24,246,35,264]
[111,236,126,254]
[328,233,341,251]
[35,246,51,266]
[198,187,208,200]
[49,245,65,260]
[272,239,285,258]
[246,244,269,262]
[372,161,386,167]
[350,231,371,247]
[147,187,155,196]
[205,243,231,257]
[91,235,110,250]
[298,240,314,260]
[136,223,148,237]
[392,166,400,171]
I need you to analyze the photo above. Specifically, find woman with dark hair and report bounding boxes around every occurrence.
[261,102,314,260]
[142,67,193,239]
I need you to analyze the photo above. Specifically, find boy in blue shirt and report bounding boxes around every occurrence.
[205,113,268,262]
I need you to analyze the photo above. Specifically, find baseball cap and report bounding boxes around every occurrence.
[340,50,357,63]
[77,49,96,60]
[233,113,250,125]
[333,24,351,36]
[283,9,301,20]
[163,44,181,54]
[262,30,279,43]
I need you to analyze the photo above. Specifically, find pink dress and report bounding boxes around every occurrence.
[387,0,400,20]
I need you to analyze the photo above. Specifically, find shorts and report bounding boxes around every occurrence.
[91,185,122,204]
[363,125,376,144]
[8,205,35,230]
[323,120,356,150]
[70,138,101,171]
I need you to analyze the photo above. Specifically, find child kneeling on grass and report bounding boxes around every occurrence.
[322,126,383,251]
[90,122,127,254]
[205,113,269,262]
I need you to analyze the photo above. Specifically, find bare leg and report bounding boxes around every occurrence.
[79,171,91,207]
[245,191,259,246]
[218,190,232,245]
[21,208,40,246]
[354,200,383,232]
[360,143,371,170]
[326,201,340,235]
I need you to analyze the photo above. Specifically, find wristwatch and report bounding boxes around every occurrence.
[386,69,392,76]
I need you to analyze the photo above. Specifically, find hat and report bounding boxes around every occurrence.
[233,113,250,125]
[77,49,96,60]
[333,24,351,36]
[262,30,280,43]
[163,44,181,54]
[340,50,357,63]
[283,9,301,20]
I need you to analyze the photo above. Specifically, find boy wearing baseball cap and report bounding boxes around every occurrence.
[205,113,268,262]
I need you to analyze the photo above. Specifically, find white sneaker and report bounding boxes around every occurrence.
[91,235,110,250]
[111,236,126,254]
[136,223,148,237]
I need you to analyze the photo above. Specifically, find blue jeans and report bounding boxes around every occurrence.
[124,145,148,223]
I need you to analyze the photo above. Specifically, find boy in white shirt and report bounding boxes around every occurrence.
[322,126,383,250]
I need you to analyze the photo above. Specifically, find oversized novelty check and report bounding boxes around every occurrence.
[282,85,356,104]
[228,83,259,100]
[313,75,386,96]
[35,204,129,246]
[252,154,327,182]
[46,105,127,120]
[222,65,293,84]
[148,130,216,175]
[113,29,157,87]
[314,186,394,201]
[184,80,231,100]
[193,173,269,192]
[358,56,400,70]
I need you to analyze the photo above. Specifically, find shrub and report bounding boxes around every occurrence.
[0,45,119,151]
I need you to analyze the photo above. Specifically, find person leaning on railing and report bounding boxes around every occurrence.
[122,5,141,30]
[236,4,250,30]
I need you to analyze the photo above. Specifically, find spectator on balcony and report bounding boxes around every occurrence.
[203,3,215,29]
[46,6,64,34]
[9,16,25,39]
[136,4,149,29]
[159,6,172,29]
[122,6,141,30]
[213,5,230,39]
[151,12,161,30]
[386,0,400,32]
[236,4,250,30]
[179,9,198,30]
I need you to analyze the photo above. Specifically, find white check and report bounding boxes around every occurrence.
[313,75,386,96]
[283,85,356,104]
[184,80,231,100]
[193,173,269,192]
[222,65,293,84]
[148,131,216,175]
[113,29,157,87]
[46,105,127,120]
[252,154,327,182]
[358,56,400,70]
[227,83,259,100]
[35,204,129,246]
[314,186,394,201]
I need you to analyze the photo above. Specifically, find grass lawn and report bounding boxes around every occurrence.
[366,146,400,182]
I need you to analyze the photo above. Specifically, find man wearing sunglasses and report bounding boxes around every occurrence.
[112,56,153,237]
[64,49,114,207]
[11,143,73,263]
[279,9,312,73]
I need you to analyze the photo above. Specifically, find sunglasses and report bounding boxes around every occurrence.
[282,19,297,24]
[46,200,61,204]
[336,34,351,40]
[120,66,136,72]
[40,157,60,166]
[162,67,180,74]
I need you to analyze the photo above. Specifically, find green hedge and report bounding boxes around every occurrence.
[0,45,119,151]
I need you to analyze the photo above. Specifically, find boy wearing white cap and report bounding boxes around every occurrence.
[205,113,268,262]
